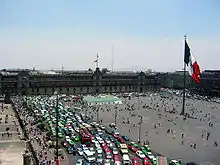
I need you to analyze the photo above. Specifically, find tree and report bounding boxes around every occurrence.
[46,131,53,137]
[37,123,45,130]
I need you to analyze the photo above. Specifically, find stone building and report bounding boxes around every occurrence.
[159,70,194,89]
[193,70,220,97]
[0,68,160,96]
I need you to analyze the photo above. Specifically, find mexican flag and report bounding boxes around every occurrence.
[184,40,201,83]
[93,54,99,63]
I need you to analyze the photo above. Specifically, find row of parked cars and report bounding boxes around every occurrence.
[24,95,181,165]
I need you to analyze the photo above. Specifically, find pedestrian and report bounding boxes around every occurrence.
[207,132,210,140]
[193,143,196,149]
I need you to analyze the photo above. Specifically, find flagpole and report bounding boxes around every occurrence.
[96,53,99,68]
[180,35,187,115]
[111,42,115,72]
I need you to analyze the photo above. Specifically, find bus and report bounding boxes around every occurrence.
[79,128,92,146]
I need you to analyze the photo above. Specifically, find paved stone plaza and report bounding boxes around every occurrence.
[85,93,220,165]
[0,104,25,165]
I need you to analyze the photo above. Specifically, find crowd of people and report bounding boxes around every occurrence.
[12,98,68,165]
[82,92,220,164]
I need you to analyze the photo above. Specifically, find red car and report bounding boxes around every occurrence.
[113,133,119,139]
[113,154,120,164]
[104,148,111,153]
[103,145,109,150]
[128,145,138,152]
[118,137,125,143]
[101,143,107,147]
[143,158,151,165]
[132,158,141,165]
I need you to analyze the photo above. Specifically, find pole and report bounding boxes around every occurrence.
[96,54,99,68]
[61,66,64,75]
[85,107,87,117]
[114,107,117,126]
[180,35,187,116]
[111,42,115,72]
[138,99,140,110]
[138,116,143,143]
[56,93,59,165]
[96,107,99,123]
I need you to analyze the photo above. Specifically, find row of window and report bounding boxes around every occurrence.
[32,87,90,93]
[31,86,152,93]
[30,76,93,81]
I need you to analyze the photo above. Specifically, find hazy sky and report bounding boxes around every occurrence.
[0,0,220,72]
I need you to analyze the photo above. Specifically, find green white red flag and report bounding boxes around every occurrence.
[93,54,99,63]
[184,40,201,83]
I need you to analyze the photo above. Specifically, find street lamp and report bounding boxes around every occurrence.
[96,106,99,123]
[85,106,88,117]
[138,116,143,143]
[114,106,117,126]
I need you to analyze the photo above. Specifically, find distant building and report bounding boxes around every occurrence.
[158,70,194,89]
[193,70,220,97]
[0,68,160,95]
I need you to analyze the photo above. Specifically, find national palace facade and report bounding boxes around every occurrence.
[1,68,219,97]
[0,68,160,96]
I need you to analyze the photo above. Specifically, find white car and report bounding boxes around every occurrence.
[91,137,96,143]
[105,139,111,144]
[146,152,155,160]
[100,125,106,130]
[97,147,103,154]
[106,153,112,159]
[96,136,101,140]
[108,142,113,148]
[75,128,79,132]
[77,148,83,156]
[136,150,146,159]
[81,144,87,149]
[98,139,105,144]
[89,147,96,155]
[97,154,103,163]
[152,157,157,162]
[95,142,101,148]
[83,147,89,152]
[104,159,111,165]
[65,136,70,141]
[112,148,118,155]
[76,159,84,165]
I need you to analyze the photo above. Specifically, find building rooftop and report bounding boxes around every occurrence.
[104,71,139,76]
[0,71,19,76]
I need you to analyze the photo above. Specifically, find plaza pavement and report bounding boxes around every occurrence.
[0,104,25,165]
[84,93,220,165]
